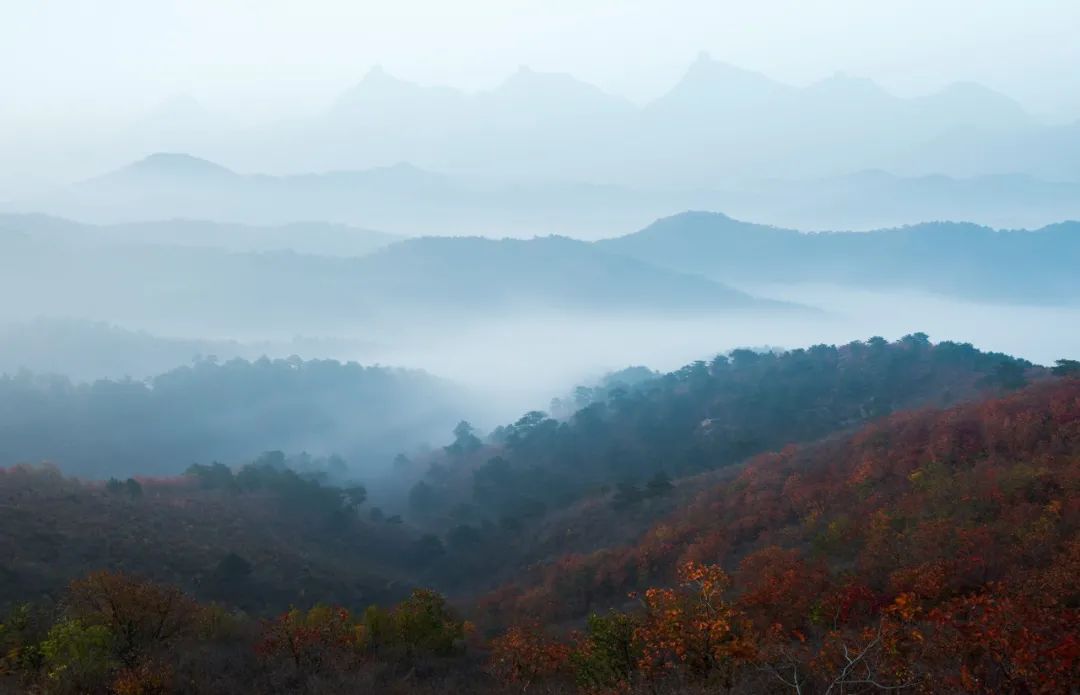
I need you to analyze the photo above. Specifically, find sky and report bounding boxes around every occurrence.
[3,0,1079,125]
[1,0,1078,193]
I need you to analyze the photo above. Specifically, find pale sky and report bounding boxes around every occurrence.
[3,0,1079,129]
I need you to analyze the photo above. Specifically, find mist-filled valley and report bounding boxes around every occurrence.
[2,3,1079,693]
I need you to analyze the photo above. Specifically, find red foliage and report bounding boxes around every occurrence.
[479,379,1080,692]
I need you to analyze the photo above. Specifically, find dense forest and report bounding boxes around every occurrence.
[2,337,1076,693]
[7,9,1080,693]
[397,334,1038,589]
[0,356,468,479]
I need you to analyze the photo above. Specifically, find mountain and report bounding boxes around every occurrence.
[0,460,428,618]
[0,212,399,257]
[0,219,792,336]
[0,339,1073,694]
[353,235,775,315]
[636,56,1035,184]
[390,335,1040,588]
[87,58,1051,188]
[724,170,1080,230]
[0,356,469,480]
[16,151,1080,238]
[599,211,1080,303]
[0,318,385,382]
[475,374,1079,693]
[893,118,1080,181]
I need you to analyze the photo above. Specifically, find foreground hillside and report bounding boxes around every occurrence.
[475,375,1079,693]
[0,459,419,615]
[396,336,1039,590]
[1,373,1075,693]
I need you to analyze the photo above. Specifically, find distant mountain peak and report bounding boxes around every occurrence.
[652,53,791,109]
[806,72,891,101]
[333,65,462,114]
[128,152,233,176]
[84,153,236,189]
[359,63,397,84]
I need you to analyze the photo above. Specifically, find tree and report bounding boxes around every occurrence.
[408,481,438,517]
[65,572,196,668]
[645,471,674,497]
[1052,358,1080,376]
[634,562,752,684]
[991,359,1027,390]
[572,611,641,691]
[39,619,114,693]
[341,485,367,510]
[612,482,644,510]
[409,534,446,567]
[490,622,570,691]
[444,420,482,456]
[124,478,143,499]
[255,605,358,676]
[214,553,253,583]
[387,589,467,657]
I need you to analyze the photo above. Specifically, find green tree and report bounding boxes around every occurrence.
[572,611,641,690]
[124,478,143,499]
[40,619,114,693]
[1052,358,1080,376]
[445,421,482,456]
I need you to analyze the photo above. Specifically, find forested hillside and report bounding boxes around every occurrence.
[0,356,467,479]
[399,334,1038,579]
[478,375,1080,693]
[0,457,416,614]
[1,361,1075,693]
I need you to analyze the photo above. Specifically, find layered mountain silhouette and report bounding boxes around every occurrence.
[13,152,1080,236]
[0,218,791,335]
[25,55,1073,194]
[599,211,1080,303]
[0,211,400,257]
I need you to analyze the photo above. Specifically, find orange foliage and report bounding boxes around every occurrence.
[489,621,572,690]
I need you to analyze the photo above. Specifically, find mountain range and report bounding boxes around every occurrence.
[0,217,789,336]
[600,211,1080,304]
[194,54,1067,186]
[9,55,1080,205]
[10,152,1080,236]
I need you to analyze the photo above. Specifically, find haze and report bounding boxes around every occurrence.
[4,0,1080,189]
[0,0,1077,476]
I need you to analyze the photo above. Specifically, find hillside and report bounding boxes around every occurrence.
[355,235,772,314]
[391,336,1042,589]
[0,348,1074,694]
[0,225,790,334]
[475,375,1080,693]
[599,211,1080,303]
[0,462,419,615]
[0,357,468,480]
[0,318,382,382]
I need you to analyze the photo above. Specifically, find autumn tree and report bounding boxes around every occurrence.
[65,571,197,668]
[255,605,360,677]
[489,621,571,691]
[634,561,753,686]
